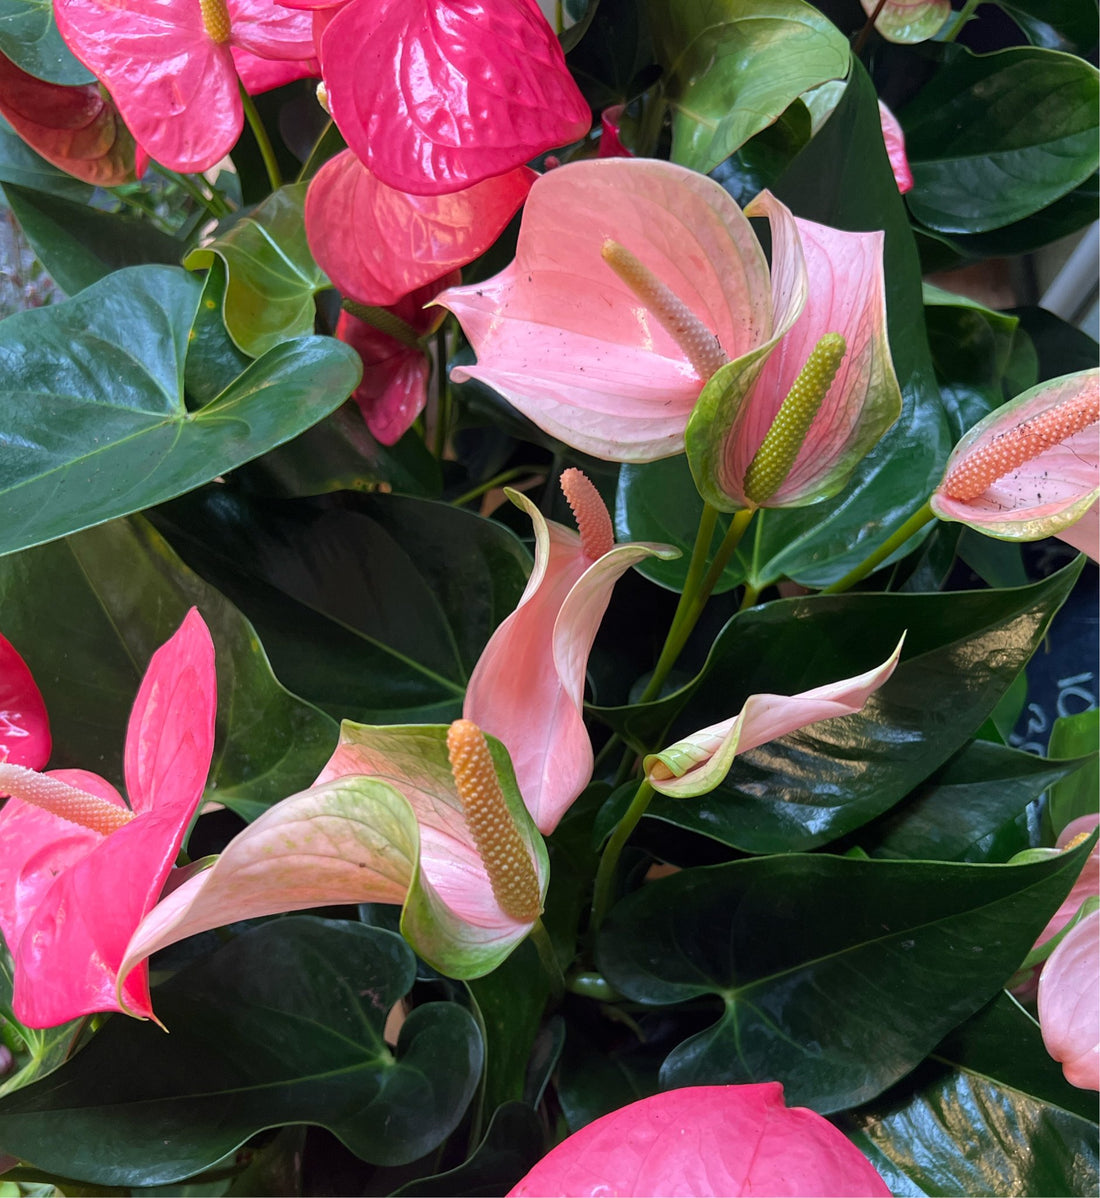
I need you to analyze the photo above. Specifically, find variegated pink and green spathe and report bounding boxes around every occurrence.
[437,158,902,512]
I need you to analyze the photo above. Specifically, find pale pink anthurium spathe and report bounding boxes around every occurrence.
[507,1083,892,1197]
[930,369,1100,558]
[876,100,913,194]
[318,0,591,196]
[120,722,549,989]
[644,638,904,798]
[53,0,316,173]
[436,159,902,512]
[1038,907,1100,1091]
[859,0,951,43]
[464,469,678,834]
[305,149,535,307]
[0,609,216,1028]
[0,633,50,770]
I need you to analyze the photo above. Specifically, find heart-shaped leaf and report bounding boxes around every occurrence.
[0,515,337,817]
[0,265,361,557]
[0,918,483,1186]
[150,488,531,724]
[903,46,1100,234]
[650,0,850,174]
[0,0,92,84]
[596,839,1094,1112]
[184,184,329,357]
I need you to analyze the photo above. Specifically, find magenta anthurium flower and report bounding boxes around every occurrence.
[465,470,677,834]
[54,0,315,173]
[0,610,215,1027]
[508,1083,891,1197]
[318,0,590,195]
[337,271,459,445]
[121,720,548,989]
[1038,908,1100,1091]
[0,54,135,187]
[877,100,913,194]
[0,634,50,770]
[930,369,1099,556]
[644,639,904,798]
[306,150,534,307]
[437,159,901,508]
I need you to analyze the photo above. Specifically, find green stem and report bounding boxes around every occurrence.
[852,0,888,56]
[297,117,335,183]
[820,501,936,595]
[739,583,760,611]
[451,467,547,509]
[564,970,621,1000]
[239,83,282,191]
[637,507,753,704]
[943,0,980,42]
[530,918,564,1002]
[590,780,655,933]
[148,164,230,219]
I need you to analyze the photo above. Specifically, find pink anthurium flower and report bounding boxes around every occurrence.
[465,470,677,834]
[877,100,913,193]
[859,0,951,43]
[1038,908,1100,1090]
[644,639,904,798]
[337,271,459,445]
[0,54,135,187]
[306,150,534,307]
[930,369,1100,556]
[318,0,590,195]
[598,104,632,159]
[436,159,902,511]
[0,610,215,1028]
[120,720,548,991]
[508,1083,891,1197]
[54,0,316,173]
[0,634,50,770]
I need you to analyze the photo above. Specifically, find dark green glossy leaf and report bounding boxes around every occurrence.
[184,184,328,357]
[555,1020,666,1134]
[150,489,531,724]
[184,255,252,407]
[3,182,184,295]
[861,740,1089,862]
[0,115,91,201]
[0,516,337,815]
[0,919,483,1186]
[567,0,653,114]
[1047,709,1100,835]
[393,1103,544,1197]
[902,47,1099,234]
[596,840,1094,1111]
[649,0,849,174]
[593,563,1081,853]
[615,455,749,593]
[748,62,951,588]
[995,0,1098,55]
[0,265,361,556]
[706,99,812,207]
[1009,305,1100,384]
[843,993,1100,1196]
[0,0,92,85]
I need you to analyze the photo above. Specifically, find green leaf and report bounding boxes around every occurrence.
[0,951,79,1099]
[596,840,1095,1112]
[902,47,1100,234]
[749,62,951,588]
[150,489,531,724]
[842,993,1100,1195]
[861,740,1089,862]
[1047,708,1100,836]
[0,919,484,1187]
[184,184,328,357]
[0,516,337,815]
[0,265,362,557]
[0,0,92,84]
[0,115,91,201]
[650,0,850,174]
[183,255,252,407]
[994,0,1098,55]
[866,0,950,43]
[594,563,1082,853]
[3,183,184,295]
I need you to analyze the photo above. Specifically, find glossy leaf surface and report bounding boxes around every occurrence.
[0,266,361,557]
[184,184,328,357]
[0,0,92,84]
[0,517,337,816]
[596,842,1094,1112]
[860,0,949,42]
[0,918,483,1184]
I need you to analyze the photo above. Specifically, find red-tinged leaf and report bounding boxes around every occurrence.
[0,633,50,769]
[320,0,590,195]
[306,151,533,305]
[509,1084,891,1197]
[53,0,241,173]
[0,54,135,187]
[859,0,950,43]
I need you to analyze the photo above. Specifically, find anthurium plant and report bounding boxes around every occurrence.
[0,0,1097,1193]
